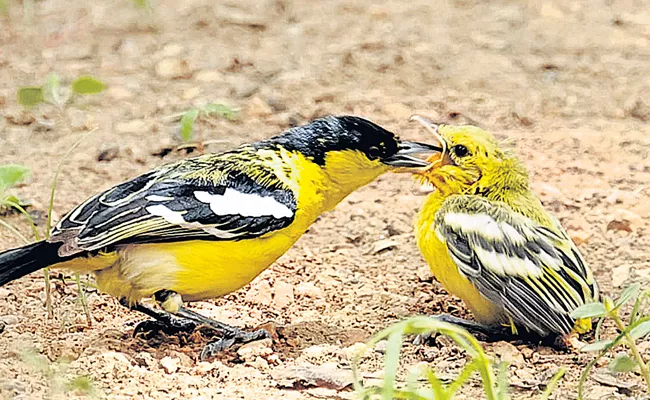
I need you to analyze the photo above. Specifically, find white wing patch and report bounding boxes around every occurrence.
[443,211,544,278]
[145,204,240,239]
[146,195,174,201]
[444,212,503,239]
[194,189,293,218]
[146,204,186,224]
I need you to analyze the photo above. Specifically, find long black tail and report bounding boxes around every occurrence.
[0,241,65,286]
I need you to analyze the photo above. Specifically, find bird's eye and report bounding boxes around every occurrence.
[368,146,382,160]
[452,145,469,158]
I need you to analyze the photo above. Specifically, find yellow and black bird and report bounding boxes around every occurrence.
[412,116,599,344]
[0,115,436,357]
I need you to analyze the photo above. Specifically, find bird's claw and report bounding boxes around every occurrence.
[413,331,438,346]
[133,317,198,337]
[200,328,271,360]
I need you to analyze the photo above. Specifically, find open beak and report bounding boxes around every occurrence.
[382,140,443,169]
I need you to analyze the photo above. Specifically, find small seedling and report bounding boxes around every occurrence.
[0,164,31,212]
[571,283,650,398]
[353,316,565,400]
[19,348,101,398]
[178,102,237,143]
[17,74,105,107]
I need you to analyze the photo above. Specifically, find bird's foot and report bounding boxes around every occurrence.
[133,316,198,338]
[413,314,512,345]
[200,328,271,360]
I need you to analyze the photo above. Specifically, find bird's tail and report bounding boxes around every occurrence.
[0,241,65,286]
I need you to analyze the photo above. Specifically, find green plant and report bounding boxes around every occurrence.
[19,348,101,398]
[0,164,31,212]
[0,130,96,323]
[179,103,237,143]
[571,283,650,398]
[352,316,565,400]
[17,74,105,107]
[0,164,39,239]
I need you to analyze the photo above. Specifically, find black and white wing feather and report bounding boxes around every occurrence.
[435,195,599,336]
[49,151,297,256]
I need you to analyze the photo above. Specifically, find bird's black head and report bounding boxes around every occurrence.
[263,115,436,168]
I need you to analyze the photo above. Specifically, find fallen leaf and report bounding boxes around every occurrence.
[591,373,637,390]
[367,238,399,255]
[607,219,632,233]
[271,365,353,390]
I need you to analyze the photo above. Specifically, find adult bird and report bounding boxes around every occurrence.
[412,116,599,346]
[0,115,437,358]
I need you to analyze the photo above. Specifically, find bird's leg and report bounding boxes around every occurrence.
[121,291,271,355]
[148,290,271,357]
[413,314,513,345]
[118,297,198,336]
[175,307,270,360]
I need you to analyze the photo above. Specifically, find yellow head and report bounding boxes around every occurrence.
[413,117,530,198]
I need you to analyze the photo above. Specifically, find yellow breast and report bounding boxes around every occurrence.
[416,194,504,325]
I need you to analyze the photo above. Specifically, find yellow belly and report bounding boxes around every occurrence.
[91,231,298,303]
[416,199,504,326]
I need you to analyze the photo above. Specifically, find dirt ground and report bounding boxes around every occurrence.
[1,0,649,398]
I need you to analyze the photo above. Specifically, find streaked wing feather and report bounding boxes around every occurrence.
[435,195,598,336]
[49,154,296,255]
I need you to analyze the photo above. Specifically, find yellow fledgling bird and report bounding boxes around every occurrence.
[412,116,600,344]
[0,115,436,358]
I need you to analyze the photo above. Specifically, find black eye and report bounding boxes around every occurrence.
[368,146,382,160]
[452,145,469,158]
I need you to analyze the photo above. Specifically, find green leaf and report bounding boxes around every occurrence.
[17,86,44,107]
[3,195,31,208]
[629,321,650,340]
[608,354,638,373]
[382,331,403,400]
[180,108,199,142]
[203,103,237,120]
[0,164,30,192]
[133,0,149,8]
[71,76,105,95]
[570,302,607,319]
[580,339,613,353]
[615,283,641,308]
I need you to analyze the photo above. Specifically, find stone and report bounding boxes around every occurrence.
[160,356,180,374]
[246,96,273,117]
[237,338,273,360]
[272,281,294,309]
[0,315,18,325]
[155,58,192,79]
[194,70,224,82]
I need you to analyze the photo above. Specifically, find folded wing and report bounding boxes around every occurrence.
[49,153,296,256]
[435,195,599,336]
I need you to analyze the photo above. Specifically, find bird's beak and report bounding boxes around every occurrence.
[409,115,448,171]
[382,141,443,169]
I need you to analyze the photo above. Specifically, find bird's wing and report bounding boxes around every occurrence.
[434,195,599,336]
[49,153,297,256]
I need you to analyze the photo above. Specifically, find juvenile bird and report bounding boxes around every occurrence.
[412,116,599,345]
[0,115,436,358]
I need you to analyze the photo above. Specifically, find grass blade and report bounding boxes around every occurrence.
[539,367,565,400]
[382,330,403,400]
